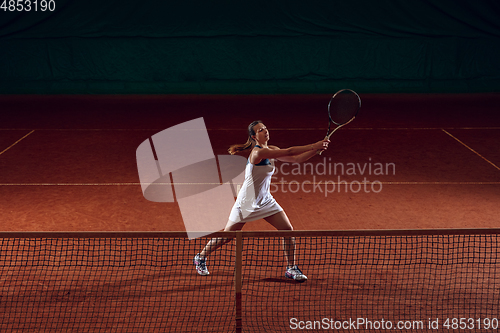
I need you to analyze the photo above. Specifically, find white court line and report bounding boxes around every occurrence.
[442,129,500,172]
[0,182,498,185]
[0,130,35,157]
[0,127,499,131]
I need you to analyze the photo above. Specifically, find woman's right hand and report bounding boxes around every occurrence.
[313,139,330,151]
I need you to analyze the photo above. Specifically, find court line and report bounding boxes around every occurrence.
[442,129,500,172]
[0,182,498,186]
[0,127,499,131]
[0,130,35,157]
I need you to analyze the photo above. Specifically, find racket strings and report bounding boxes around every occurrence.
[328,91,360,125]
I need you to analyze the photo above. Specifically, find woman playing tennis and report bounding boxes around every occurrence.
[194,120,329,281]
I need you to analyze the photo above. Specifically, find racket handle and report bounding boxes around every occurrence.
[319,124,344,155]
[318,135,329,155]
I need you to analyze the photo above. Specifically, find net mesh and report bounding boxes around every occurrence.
[328,89,360,125]
[0,236,235,333]
[242,233,500,331]
[1,231,499,332]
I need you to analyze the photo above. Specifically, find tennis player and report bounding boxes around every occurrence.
[194,120,329,281]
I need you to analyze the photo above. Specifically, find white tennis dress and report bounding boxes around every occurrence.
[228,149,283,224]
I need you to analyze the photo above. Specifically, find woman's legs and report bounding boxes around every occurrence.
[199,220,245,259]
[263,211,295,268]
[264,210,307,280]
[194,220,244,275]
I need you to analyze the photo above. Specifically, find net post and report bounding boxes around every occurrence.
[235,230,243,333]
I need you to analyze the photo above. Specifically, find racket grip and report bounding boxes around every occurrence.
[319,124,342,155]
[318,135,329,155]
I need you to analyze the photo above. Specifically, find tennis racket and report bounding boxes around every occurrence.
[319,89,361,155]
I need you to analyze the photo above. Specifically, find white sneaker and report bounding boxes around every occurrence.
[285,265,307,281]
[193,254,210,276]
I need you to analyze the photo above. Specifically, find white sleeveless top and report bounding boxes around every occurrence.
[228,150,283,224]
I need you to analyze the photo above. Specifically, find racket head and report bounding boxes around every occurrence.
[327,89,361,126]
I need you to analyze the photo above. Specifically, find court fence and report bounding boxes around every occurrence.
[1,229,500,332]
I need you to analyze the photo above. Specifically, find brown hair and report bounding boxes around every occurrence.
[228,120,262,155]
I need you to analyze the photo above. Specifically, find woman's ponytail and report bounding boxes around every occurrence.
[228,137,253,155]
[227,120,262,155]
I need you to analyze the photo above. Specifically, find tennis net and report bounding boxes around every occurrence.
[1,229,499,332]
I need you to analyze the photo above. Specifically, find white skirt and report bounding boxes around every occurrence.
[228,197,283,224]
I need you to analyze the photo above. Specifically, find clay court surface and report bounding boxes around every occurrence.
[0,93,499,232]
[0,93,499,332]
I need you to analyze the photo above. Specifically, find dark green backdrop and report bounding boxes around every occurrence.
[1,0,499,94]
